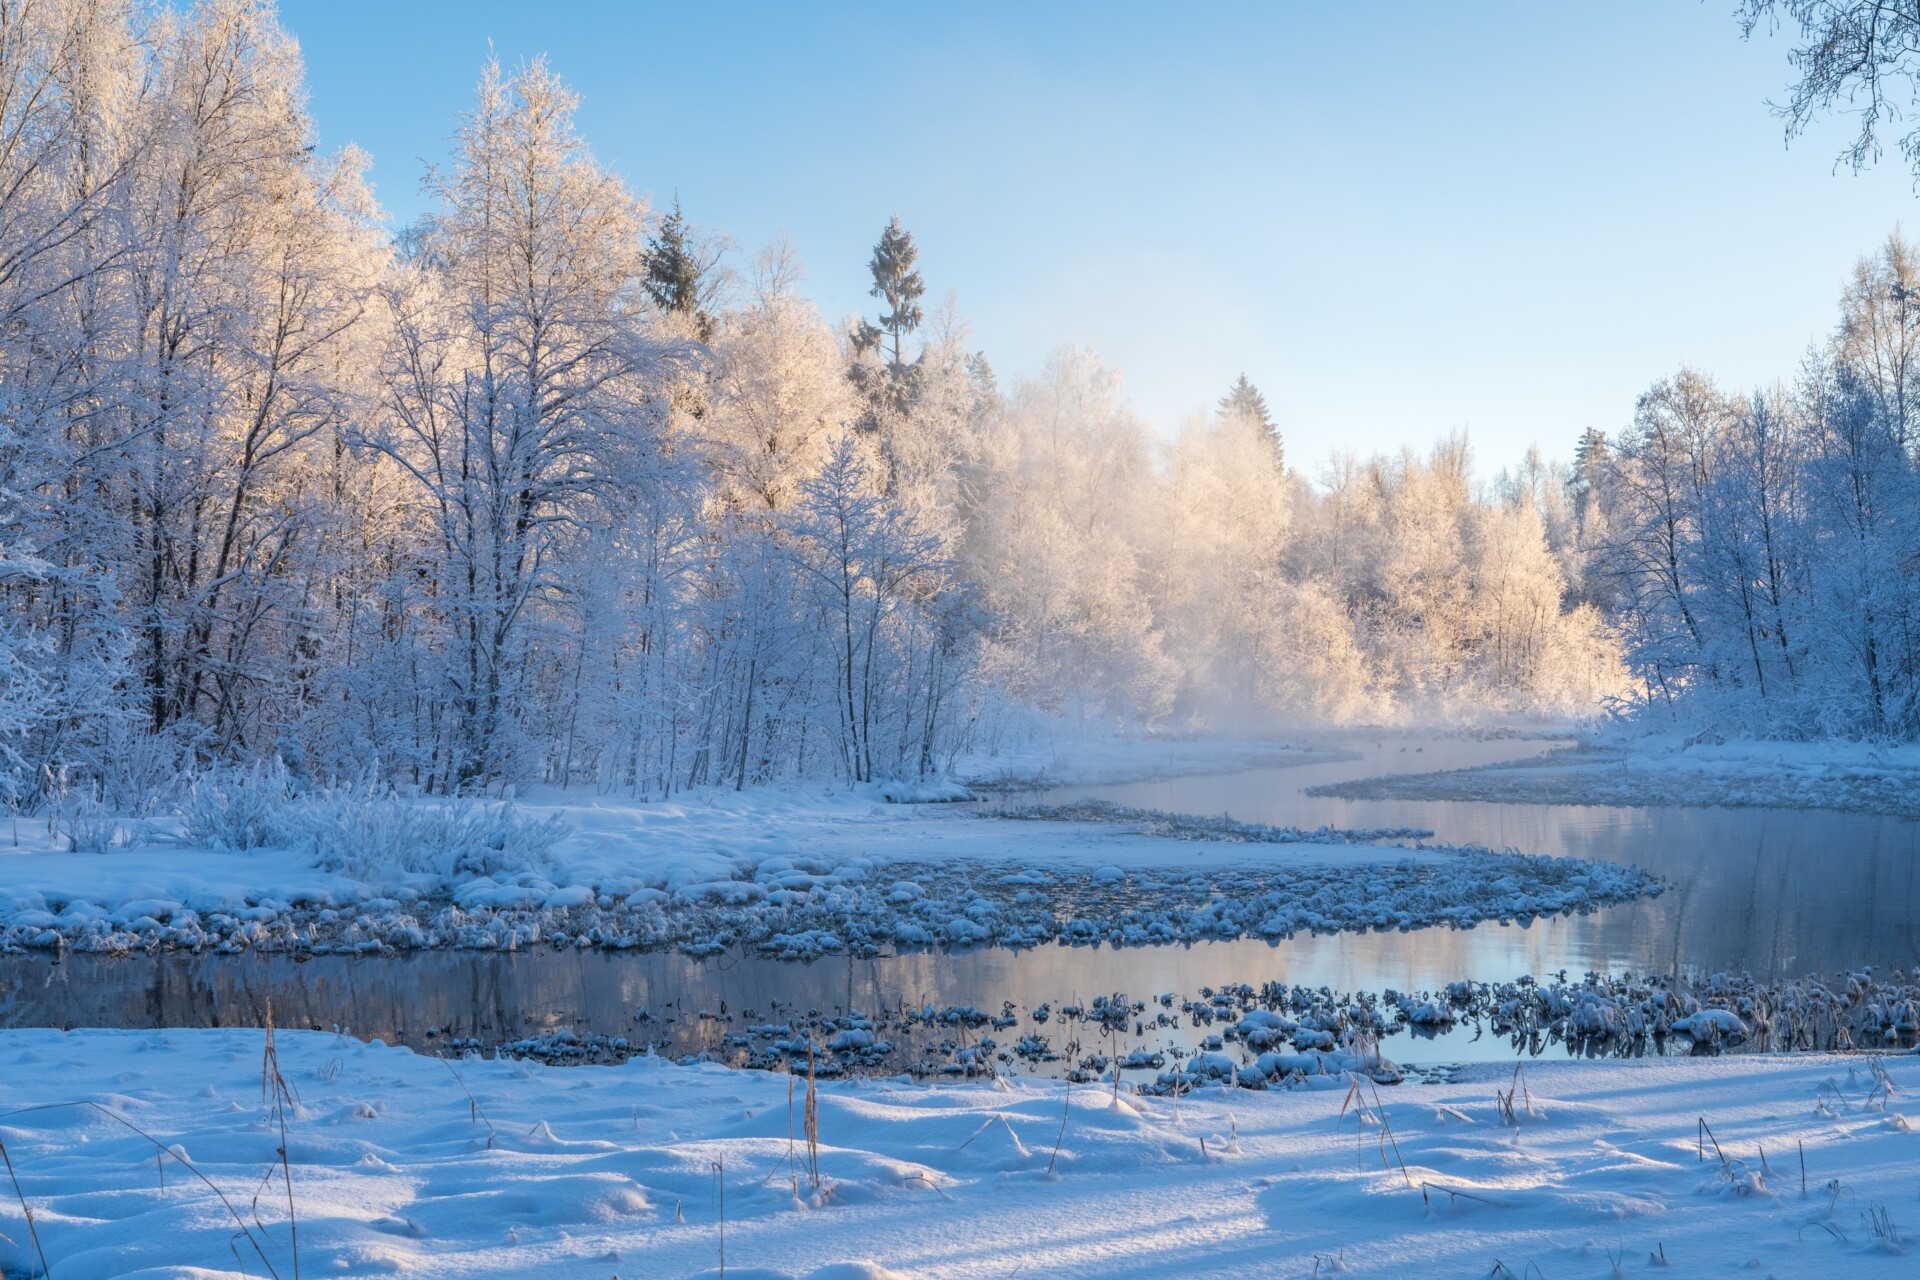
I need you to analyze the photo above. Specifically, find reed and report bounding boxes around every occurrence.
[0,1126,51,1279]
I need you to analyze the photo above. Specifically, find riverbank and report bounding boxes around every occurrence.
[0,737,1655,959]
[1,1027,1914,1277]
[1310,733,1920,819]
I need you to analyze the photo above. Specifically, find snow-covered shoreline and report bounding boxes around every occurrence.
[0,733,1677,959]
[2,1027,1916,1278]
[1309,733,1920,819]
[0,782,1657,958]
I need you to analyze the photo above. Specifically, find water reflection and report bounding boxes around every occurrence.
[1032,736,1920,978]
[1,935,1901,1074]
[3,734,1914,1067]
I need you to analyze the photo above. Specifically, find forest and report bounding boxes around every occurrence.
[1,0,1916,813]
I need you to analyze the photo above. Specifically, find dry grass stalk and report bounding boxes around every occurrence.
[785,1075,799,1197]
[0,1127,52,1278]
[1494,1063,1532,1125]
[438,1057,496,1149]
[257,1001,300,1280]
[1490,1262,1547,1280]
[1339,1075,1413,1189]
[1310,1249,1345,1277]
[1046,1084,1072,1178]
[1867,1203,1904,1254]
[710,1156,726,1277]
[956,1114,1024,1154]
[1,1099,284,1278]
[1696,1118,1731,1175]
[803,1043,821,1193]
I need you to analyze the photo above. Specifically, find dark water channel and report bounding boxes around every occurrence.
[2,735,1916,1073]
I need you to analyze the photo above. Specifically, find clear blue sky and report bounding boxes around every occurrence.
[283,1,1918,471]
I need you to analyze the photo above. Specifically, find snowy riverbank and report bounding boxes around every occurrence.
[1309,733,1920,819]
[1,1028,1916,1277]
[0,772,1656,957]
[0,733,1665,959]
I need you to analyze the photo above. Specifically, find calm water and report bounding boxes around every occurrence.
[1032,735,1920,980]
[2,734,1915,1069]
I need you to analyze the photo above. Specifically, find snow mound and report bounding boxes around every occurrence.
[0,1028,1914,1277]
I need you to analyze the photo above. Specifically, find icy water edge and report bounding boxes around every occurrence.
[3,735,1917,1072]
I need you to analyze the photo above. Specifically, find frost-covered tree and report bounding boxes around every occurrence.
[1579,232,1920,738]
[0,0,385,796]
[1834,230,1920,451]
[369,56,657,790]
[966,349,1175,723]
[785,435,952,781]
[707,240,850,512]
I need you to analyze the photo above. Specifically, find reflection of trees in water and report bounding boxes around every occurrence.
[4,743,1918,1067]
[1071,745,1920,977]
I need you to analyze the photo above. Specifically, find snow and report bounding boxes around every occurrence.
[2,1027,1916,1277]
[0,778,1656,958]
[1311,732,1920,818]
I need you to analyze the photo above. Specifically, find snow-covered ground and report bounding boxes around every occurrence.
[1311,732,1920,819]
[1,1027,1915,1278]
[0,737,1656,958]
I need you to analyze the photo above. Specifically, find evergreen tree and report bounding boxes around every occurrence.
[1568,426,1610,520]
[1219,373,1282,468]
[644,195,717,340]
[851,216,927,417]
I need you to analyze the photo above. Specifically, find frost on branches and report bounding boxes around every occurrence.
[0,0,1655,819]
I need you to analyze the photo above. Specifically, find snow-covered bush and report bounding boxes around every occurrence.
[97,720,195,818]
[280,786,568,881]
[180,760,567,879]
[181,759,294,850]
[54,784,124,853]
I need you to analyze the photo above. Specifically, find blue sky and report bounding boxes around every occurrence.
[283,2,1918,471]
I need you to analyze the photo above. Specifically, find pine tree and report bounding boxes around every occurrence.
[644,195,717,340]
[1568,426,1610,520]
[851,216,926,417]
[1219,373,1282,468]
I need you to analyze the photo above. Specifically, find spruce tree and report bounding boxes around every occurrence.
[644,195,715,340]
[851,216,926,417]
[1219,373,1283,469]
[1569,426,1610,520]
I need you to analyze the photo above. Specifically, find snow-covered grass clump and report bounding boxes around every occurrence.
[182,762,569,879]
[0,844,1656,959]
[610,968,1916,1083]
[285,789,568,881]
[2,1027,1917,1277]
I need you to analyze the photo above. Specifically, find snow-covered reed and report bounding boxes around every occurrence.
[181,763,567,880]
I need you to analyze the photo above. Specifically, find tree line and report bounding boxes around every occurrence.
[1578,230,1920,738]
[0,1,1638,812]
